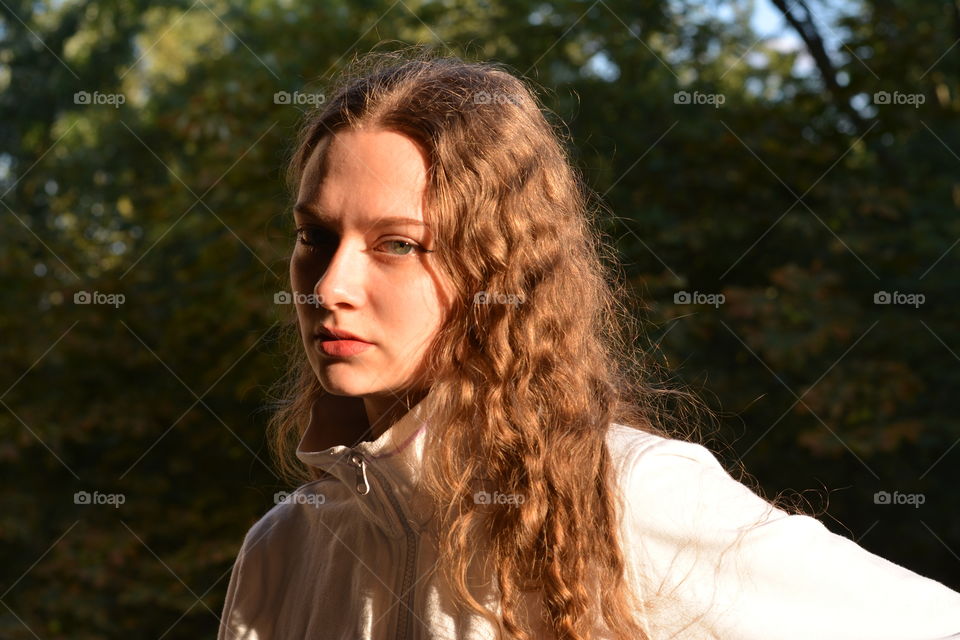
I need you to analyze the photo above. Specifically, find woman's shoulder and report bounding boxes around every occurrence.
[605,422,728,482]
[604,422,787,537]
[235,480,333,552]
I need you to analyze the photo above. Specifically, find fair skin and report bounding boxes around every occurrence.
[291,127,454,441]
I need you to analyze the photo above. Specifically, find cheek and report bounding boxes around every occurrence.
[381,277,449,334]
[289,255,320,328]
[290,252,326,299]
[289,252,310,286]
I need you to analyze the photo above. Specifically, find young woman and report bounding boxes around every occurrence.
[218,50,960,640]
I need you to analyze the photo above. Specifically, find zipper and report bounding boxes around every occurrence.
[349,452,370,495]
[348,451,419,640]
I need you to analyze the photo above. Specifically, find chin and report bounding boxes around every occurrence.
[314,367,374,398]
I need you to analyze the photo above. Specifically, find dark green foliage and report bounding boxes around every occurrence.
[1,1,958,636]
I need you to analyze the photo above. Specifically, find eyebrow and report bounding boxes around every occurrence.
[294,203,428,228]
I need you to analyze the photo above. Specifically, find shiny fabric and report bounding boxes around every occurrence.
[218,395,960,640]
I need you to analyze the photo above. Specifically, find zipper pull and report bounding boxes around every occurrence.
[349,452,370,495]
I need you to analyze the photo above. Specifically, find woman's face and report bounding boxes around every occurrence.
[291,127,454,408]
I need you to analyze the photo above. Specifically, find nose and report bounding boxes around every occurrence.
[314,238,365,310]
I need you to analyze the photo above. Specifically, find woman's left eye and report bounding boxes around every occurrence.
[377,239,422,256]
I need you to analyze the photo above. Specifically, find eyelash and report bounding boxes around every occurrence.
[295,226,427,258]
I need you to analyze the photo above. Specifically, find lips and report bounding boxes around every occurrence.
[314,326,373,358]
[316,326,370,342]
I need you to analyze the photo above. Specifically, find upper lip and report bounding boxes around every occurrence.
[316,326,370,342]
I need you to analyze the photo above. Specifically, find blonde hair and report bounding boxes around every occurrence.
[268,46,725,640]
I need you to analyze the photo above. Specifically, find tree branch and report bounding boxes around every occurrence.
[769,0,868,134]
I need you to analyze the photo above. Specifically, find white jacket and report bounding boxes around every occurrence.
[218,395,960,639]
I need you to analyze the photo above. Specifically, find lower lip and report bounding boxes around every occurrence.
[317,338,373,357]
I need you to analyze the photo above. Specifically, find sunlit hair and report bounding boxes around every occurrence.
[267,46,726,640]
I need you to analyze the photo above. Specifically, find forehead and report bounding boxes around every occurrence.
[296,128,429,221]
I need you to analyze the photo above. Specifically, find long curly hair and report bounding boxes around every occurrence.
[267,46,720,640]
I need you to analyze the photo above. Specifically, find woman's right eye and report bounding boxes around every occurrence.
[296,227,337,250]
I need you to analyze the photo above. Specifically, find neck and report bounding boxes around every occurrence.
[303,393,369,450]
[302,389,429,454]
[364,389,427,440]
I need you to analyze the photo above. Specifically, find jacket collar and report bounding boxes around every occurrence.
[294,390,436,532]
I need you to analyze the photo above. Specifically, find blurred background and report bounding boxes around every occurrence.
[2,0,959,637]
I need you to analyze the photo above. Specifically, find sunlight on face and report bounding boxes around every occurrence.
[290,128,453,408]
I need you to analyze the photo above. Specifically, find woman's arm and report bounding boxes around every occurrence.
[618,436,960,640]
[218,507,288,640]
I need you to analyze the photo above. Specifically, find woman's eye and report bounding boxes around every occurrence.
[377,239,422,257]
[295,227,423,258]
[296,227,337,250]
